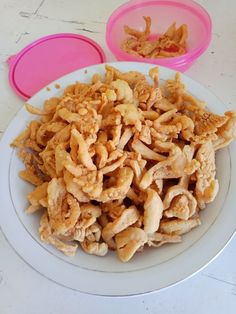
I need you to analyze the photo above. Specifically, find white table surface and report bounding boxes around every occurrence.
[0,0,236,313]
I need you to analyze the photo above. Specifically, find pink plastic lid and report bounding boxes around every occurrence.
[8,33,106,100]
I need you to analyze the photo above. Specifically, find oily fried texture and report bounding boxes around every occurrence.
[11,65,236,262]
[121,16,188,59]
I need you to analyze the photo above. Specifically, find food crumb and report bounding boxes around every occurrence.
[78,108,88,116]
[84,69,88,74]
[55,83,61,89]
[46,87,51,91]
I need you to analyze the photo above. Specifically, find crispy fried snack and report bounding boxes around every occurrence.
[11,65,236,262]
[121,16,188,59]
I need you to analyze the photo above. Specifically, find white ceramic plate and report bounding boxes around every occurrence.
[0,62,235,296]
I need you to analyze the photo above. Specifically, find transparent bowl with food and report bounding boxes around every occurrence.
[106,0,212,72]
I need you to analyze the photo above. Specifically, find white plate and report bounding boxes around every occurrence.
[0,62,235,296]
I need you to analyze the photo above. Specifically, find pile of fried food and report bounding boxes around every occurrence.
[121,16,188,58]
[11,65,236,262]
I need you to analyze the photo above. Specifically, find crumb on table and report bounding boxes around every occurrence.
[55,83,61,89]
[46,87,51,91]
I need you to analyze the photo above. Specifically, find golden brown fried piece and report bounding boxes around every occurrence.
[159,218,201,235]
[39,212,78,256]
[195,141,219,209]
[143,188,164,234]
[116,227,147,262]
[124,16,151,41]
[163,185,197,220]
[26,182,48,213]
[213,111,236,150]
[102,206,139,249]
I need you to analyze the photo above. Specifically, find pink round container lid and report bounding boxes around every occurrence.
[8,33,106,100]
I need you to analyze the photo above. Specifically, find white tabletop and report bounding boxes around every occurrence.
[0,0,236,313]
